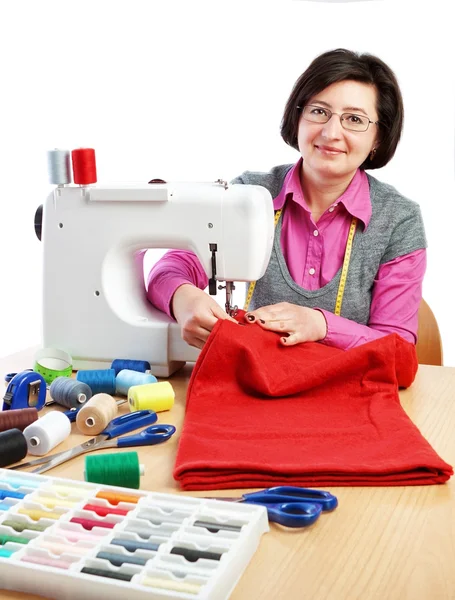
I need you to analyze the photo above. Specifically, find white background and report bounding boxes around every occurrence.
[1,0,454,362]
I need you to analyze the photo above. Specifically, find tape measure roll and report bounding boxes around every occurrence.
[128,382,174,413]
[334,217,357,316]
[33,348,72,384]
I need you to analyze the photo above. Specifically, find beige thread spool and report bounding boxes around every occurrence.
[76,393,118,435]
[128,382,175,413]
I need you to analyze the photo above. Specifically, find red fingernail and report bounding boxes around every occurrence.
[282,337,287,343]
[247,315,255,322]
[260,319,265,324]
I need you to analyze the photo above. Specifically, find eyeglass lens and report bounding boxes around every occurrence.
[303,106,370,132]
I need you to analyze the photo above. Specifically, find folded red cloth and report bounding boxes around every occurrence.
[173,316,453,490]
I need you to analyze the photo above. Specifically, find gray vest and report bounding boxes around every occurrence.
[231,165,427,324]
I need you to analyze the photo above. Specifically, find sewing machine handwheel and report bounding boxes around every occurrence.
[34,205,43,241]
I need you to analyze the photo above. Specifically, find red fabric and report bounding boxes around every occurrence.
[173,315,453,490]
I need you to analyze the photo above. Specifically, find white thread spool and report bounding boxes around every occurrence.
[23,412,72,456]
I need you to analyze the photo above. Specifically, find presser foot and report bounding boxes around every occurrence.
[218,282,238,318]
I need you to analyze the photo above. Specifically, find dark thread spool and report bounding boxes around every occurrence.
[0,408,39,433]
[0,429,28,467]
[50,377,92,409]
[80,567,133,582]
[111,359,151,376]
[76,370,116,395]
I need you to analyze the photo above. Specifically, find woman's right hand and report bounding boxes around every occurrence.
[171,284,237,349]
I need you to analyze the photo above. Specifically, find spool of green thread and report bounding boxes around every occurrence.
[84,452,144,489]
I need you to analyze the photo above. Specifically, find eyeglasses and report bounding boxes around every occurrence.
[298,105,379,132]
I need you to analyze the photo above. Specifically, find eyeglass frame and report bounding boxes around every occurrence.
[297,104,379,132]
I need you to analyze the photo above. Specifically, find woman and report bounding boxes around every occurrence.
[147,48,426,351]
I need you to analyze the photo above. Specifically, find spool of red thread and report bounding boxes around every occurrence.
[72,148,97,185]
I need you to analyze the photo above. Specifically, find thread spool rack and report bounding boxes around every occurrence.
[0,468,269,600]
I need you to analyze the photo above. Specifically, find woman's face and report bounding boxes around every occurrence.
[297,79,379,181]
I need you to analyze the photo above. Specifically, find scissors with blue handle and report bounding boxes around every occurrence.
[212,486,338,528]
[9,410,176,474]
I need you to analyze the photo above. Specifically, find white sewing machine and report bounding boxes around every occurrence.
[40,178,274,376]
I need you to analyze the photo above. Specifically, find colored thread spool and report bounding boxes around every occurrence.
[128,381,174,413]
[2,477,41,489]
[2,520,50,533]
[170,546,222,562]
[0,429,28,467]
[96,551,148,567]
[48,484,91,498]
[111,359,151,376]
[0,534,30,545]
[76,393,118,435]
[84,452,144,489]
[142,577,202,595]
[21,555,73,570]
[0,548,14,558]
[54,527,108,543]
[72,148,97,185]
[23,411,71,456]
[111,538,160,552]
[70,517,115,531]
[80,567,132,582]
[83,504,130,517]
[76,369,116,396]
[116,369,157,396]
[18,508,63,521]
[0,408,39,433]
[34,497,76,509]
[47,149,72,185]
[95,490,140,505]
[38,540,89,557]
[193,520,243,533]
[0,490,25,501]
[50,377,92,409]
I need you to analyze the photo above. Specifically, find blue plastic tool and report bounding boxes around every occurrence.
[2,371,47,411]
[211,486,338,528]
[9,410,176,474]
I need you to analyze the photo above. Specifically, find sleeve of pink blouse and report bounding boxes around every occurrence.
[146,250,209,319]
[318,248,426,350]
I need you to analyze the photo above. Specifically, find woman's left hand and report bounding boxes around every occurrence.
[244,302,327,346]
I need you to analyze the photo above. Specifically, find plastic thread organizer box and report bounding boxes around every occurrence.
[0,468,269,600]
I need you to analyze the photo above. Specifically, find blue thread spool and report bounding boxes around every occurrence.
[115,370,157,396]
[111,359,151,376]
[50,377,92,409]
[76,369,116,395]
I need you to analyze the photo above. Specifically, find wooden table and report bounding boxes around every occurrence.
[1,348,454,600]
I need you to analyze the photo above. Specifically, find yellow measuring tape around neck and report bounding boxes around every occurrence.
[244,211,357,316]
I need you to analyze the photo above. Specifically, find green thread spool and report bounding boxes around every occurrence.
[84,452,144,489]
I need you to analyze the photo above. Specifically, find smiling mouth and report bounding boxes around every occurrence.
[315,146,345,155]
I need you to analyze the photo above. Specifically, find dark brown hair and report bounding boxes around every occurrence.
[281,48,404,170]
